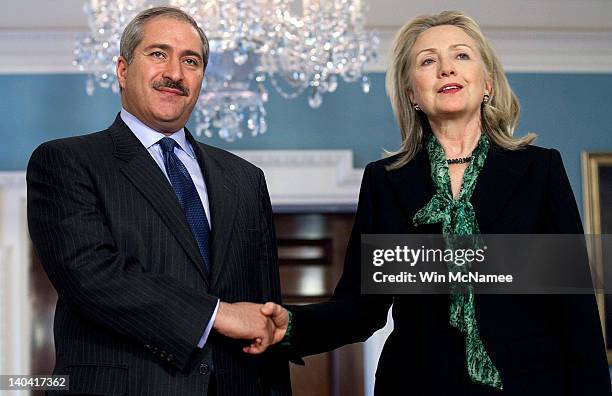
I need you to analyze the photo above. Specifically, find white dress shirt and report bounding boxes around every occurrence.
[120,108,219,348]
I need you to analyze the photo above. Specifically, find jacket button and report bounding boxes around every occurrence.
[199,363,209,375]
[166,353,175,362]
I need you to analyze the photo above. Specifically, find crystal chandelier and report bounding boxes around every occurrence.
[74,0,378,141]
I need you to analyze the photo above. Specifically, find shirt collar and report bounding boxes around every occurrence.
[120,108,196,159]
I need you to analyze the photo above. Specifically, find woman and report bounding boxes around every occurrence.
[259,10,610,395]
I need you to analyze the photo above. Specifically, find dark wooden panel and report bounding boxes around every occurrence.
[275,213,363,396]
[291,354,332,396]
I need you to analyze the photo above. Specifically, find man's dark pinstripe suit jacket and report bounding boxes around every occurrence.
[26,114,291,396]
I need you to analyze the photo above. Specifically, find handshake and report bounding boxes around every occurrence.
[213,301,290,354]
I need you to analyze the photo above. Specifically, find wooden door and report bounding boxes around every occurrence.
[274,212,363,396]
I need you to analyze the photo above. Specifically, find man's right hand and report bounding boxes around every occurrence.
[242,302,289,354]
[213,301,285,354]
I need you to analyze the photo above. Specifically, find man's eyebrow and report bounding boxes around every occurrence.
[143,43,203,61]
[181,49,204,61]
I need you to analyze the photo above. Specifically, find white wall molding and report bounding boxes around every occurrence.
[0,172,28,188]
[0,30,81,74]
[1,27,611,74]
[232,150,363,206]
[0,172,30,375]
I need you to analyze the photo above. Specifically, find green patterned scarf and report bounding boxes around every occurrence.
[413,133,503,390]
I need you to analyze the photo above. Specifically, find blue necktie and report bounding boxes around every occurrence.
[158,137,211,273]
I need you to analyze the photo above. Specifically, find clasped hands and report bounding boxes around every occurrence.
[213,301,288,354]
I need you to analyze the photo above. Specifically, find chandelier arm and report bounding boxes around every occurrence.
[268,74,310,100]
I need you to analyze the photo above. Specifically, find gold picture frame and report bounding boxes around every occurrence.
[581,152,612,363]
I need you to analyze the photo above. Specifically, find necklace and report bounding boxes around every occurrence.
[446,156,472,165]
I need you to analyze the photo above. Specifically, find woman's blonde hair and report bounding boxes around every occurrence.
[385,10,535,169]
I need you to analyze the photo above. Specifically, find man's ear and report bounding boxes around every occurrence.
[116,56,128,90]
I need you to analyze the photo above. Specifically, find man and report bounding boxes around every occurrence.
[27,6,289,395]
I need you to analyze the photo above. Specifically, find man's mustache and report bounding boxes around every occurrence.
[152,79,189,96]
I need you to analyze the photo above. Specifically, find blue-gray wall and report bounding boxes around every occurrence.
[1,72,612,214]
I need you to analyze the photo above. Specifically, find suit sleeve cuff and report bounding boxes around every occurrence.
[198,298,220,348]
[280,309,293,346]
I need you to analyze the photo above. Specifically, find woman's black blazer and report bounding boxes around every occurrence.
[288,144,611,395]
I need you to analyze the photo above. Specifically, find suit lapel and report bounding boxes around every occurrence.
[386,149,438,232]
[384,144,533,234]
[186,132,238,291]
[472,146,534,231]
[109,115,209,286]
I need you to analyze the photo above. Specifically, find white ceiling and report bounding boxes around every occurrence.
[1,0,611,73]
[2,0,612,31]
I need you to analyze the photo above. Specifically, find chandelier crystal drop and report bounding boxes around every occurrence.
[74,0,378,141]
